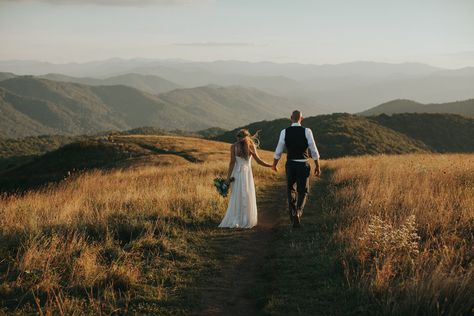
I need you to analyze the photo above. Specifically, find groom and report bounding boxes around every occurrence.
[272,110,321,228]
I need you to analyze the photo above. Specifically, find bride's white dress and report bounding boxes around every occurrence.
[218,155,258,228]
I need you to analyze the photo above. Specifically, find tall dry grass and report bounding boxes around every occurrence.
[0,147,277,314]
[326,154,474,315]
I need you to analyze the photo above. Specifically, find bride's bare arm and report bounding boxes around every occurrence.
[226,144,236,182]
[250,144,272,168]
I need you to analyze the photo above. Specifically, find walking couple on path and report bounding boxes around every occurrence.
[218,110,321,229]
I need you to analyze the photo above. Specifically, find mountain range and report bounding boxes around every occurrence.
[0,76,296,138]
[38,73,181,94]
[0,59,442,80]
[1,72,474,139]
[2,58,474,113]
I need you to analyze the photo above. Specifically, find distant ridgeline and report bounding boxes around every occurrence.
[359,99,474,117]
[213,113,474,158]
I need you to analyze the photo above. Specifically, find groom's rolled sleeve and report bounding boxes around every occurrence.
[274,130,286,160]
[306,128,320,160]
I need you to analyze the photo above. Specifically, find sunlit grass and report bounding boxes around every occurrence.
[327,154,474,315]
[0,136,277,314]
[1,134,472,315]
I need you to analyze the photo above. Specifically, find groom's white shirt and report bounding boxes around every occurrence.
[274,123,320,162]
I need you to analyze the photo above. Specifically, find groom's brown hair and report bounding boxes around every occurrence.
[291,110,302,122]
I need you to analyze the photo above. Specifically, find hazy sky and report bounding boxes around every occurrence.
[1,0,474,68]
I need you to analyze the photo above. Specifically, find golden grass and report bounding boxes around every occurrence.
[115,134,232,163]
[325,154,474,315]
[0,136,277,314]
[2,133,472,315]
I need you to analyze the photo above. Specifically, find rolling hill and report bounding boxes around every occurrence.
[370,113,474,152]
[0,127,214,175]
[0,135,239,191]
[0,76,296,138]
[213,113,474,158]
[360,99,474,116]
[213,113,431,158]
[0,134,84,173]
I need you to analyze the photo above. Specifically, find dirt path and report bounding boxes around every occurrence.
[194,182,288,316]
[194,173,369,315]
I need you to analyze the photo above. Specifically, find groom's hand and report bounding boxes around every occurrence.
[314,167,321,177]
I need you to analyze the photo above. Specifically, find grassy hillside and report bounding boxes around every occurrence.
[0,127,211,176]
[326,154,474,315]
[214,113,431,158]
[0,135,79,159]
[371,113,474,152]
[0,135,234,192]
[261,154,474,315]
[0,137,472,314]
[0,135,277,315]
[0,77,299,138]
[40,72,182,94]
[360,98,474,116]
[0,134,83,174]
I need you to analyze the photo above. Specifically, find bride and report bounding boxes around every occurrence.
[218,129,273,229]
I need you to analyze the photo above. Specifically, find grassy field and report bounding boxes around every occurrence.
[0,135,472,315]
[0,135,278,314]
[328,154,474,315]
[260,154,473,315]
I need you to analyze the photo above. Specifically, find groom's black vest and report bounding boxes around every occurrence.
[285,126,309,160]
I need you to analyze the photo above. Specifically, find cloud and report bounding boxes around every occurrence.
[173,42,257,47]
[0,0,211,6]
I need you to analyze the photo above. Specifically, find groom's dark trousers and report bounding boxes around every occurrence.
[285,160,311,218]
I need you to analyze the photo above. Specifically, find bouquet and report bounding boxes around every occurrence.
[213,177,235,197]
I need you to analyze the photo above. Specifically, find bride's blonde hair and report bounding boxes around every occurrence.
[235,129,260,158]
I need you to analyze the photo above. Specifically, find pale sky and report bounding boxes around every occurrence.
[1,0,474,68]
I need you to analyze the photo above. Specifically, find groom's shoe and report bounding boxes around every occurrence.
[289,209,296,224]
[293,213,301,228]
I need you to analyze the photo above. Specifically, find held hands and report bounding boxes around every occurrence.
[271,158,279,172]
